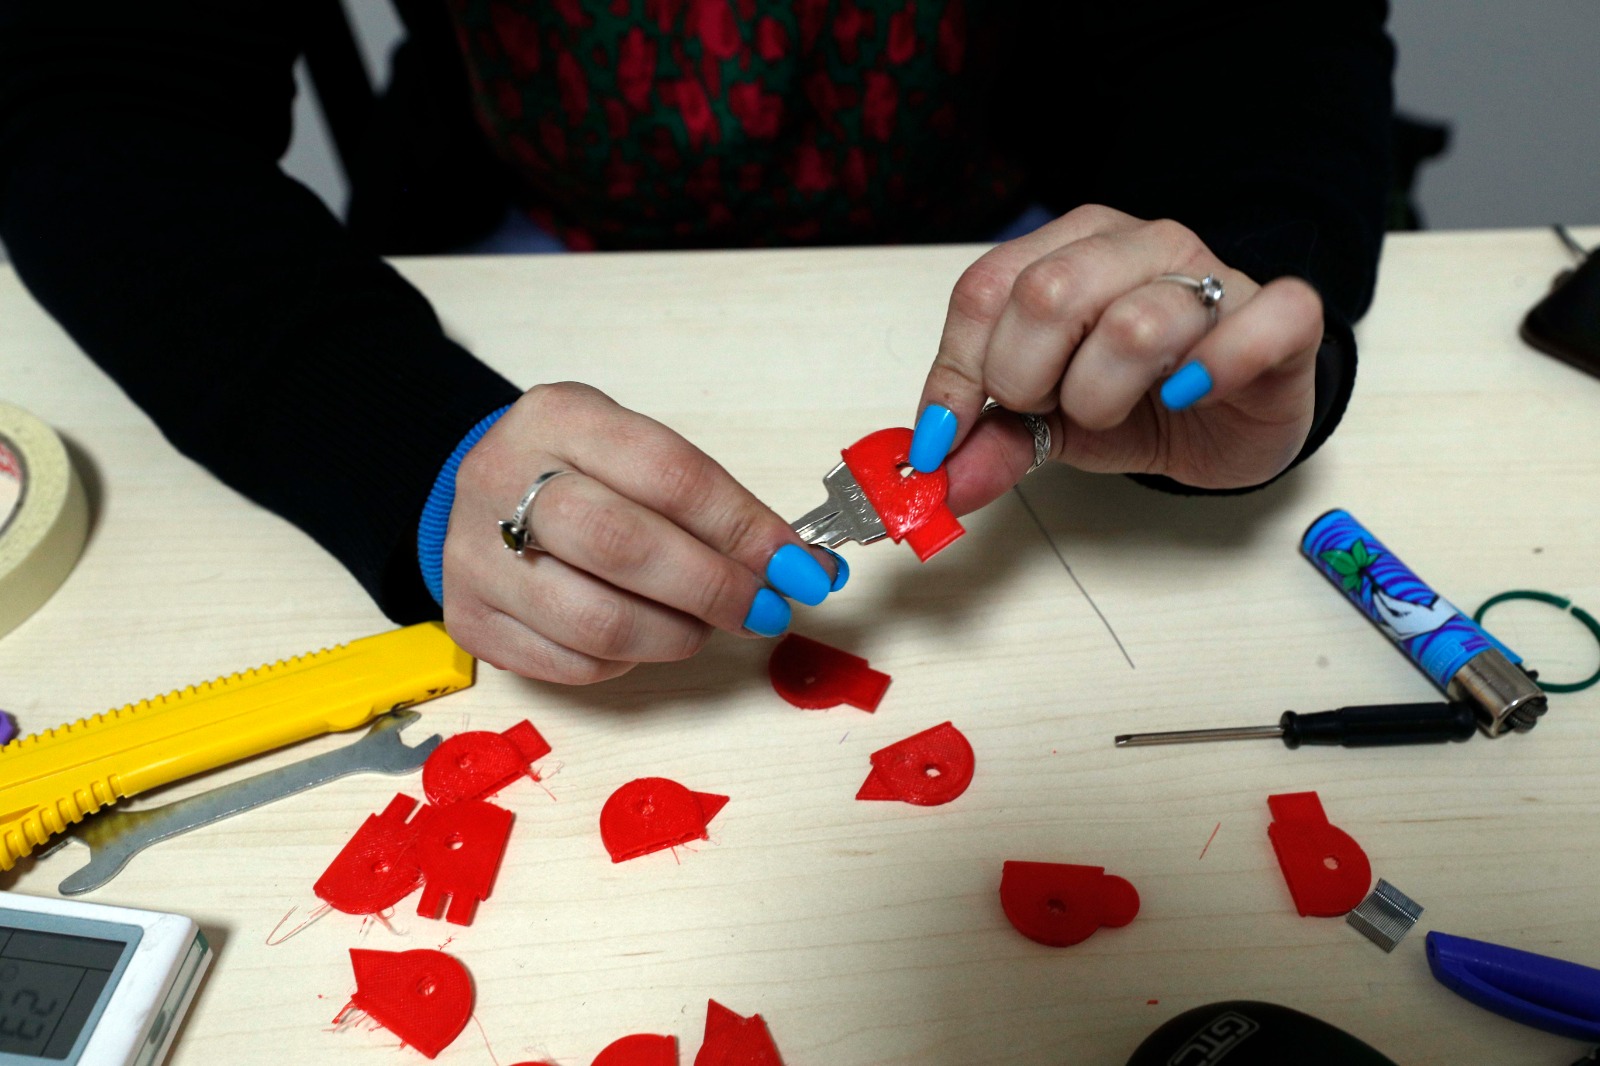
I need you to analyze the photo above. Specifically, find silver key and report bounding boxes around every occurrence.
[790,461,887,548]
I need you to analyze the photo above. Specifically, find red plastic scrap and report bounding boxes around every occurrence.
[423,720,552,806]
[998,861,1140,947]
[841,427,964,561]
[693,1000,783,1066]
[767,634,891,712]
[413,799,514,926]
[344,948,473,1059]
[592,1033,678,1066]
[601,778,728,863]
[315,794,424,915]
[1266,791,1372,917]
[856,721,974,806]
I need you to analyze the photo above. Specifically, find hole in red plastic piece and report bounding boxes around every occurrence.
[424,720,552,806]
[998,861,1140,947]
[768,635,891,712]
[592,1033,678,1066]
[412,799,514,926]
[315,794,424,915]
[841,428,964,562]
[856,722,974,806]
[600,778,728,863]
[345,948,473,1059]
[693,1000,784,1066]
[1266,791,1372,917]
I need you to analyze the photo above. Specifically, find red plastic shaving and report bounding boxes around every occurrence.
[600,778,728,863]
[856,722,974,806]
[840,427,964,561]
[998,861,1140,947]
[344,948,473,1059]
[412,799,514,926]
[693,1000,783,1066]
[423,720,552,806]
[767,634,891,712]
[592,1033,678,1066]
[1266,791,1372,917]
[315,794,423,915]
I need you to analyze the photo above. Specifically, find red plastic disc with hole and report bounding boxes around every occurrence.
[600,778,729,862]
[768,634,891,712]
[998,861,1140,947]
[856,722,974,806]
[592,1033,678,1066]
[693,1000,784,1066]
[423,720,552,806]
[1266,791,1372,917]
[841,428,964,561]
[412,799,514,925]
[346,948,473,1059]
[314,793,423,915]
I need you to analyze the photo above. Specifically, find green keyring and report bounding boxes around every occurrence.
[1474,590,1600,693]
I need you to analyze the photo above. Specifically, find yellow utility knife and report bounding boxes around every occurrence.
[0,621,474,871]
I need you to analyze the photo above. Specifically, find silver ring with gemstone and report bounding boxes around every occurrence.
[1157,273,1225,324]
[983,401,1052,474]
[499,470,573,555]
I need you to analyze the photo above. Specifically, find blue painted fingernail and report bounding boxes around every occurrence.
[909,404,958,472]
[819,547,850,592]
[743,588,792,637]
[765,544,832,606]
[1160,362,1213,411]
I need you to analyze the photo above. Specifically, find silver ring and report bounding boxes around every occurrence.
[982,401,1052,474]
[499,470,573,555]
[1157,273,1225,324]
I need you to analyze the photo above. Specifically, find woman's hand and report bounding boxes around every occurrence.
[443,382,843,684]
[912,205,1326,514]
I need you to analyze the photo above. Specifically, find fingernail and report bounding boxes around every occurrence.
[909,404,958,472]
[819,547,850,592]
[743,588,792,637]
[765,544,832,606]
[1160,362,1213,411]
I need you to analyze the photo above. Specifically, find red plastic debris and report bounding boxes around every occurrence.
[315,794,423,915]
[423,720,552,806]
[592,1033,678,1066]
[768,634,891,712]
[841,427,964,561]
[998,861,1140,947]
[344,948,473,1059]
[693,1000,783,1066]
[600,778,728,863]
[1266,791,1372,917]
[856,722,974,806]
[412,799,514,926]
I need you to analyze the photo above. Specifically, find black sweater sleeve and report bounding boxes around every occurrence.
[0,2,522,623]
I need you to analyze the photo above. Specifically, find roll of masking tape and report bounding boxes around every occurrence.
[0,402,89,637]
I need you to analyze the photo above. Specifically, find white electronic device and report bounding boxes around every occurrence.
[0,892,210,1066]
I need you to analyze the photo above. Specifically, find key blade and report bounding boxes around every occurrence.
[820,462,887,545]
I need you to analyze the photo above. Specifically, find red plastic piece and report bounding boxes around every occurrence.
[592,1034,678,1066]
[314,794,423,915]
[1266,791,1372,917]
[423,720,552,806]
[855,722,974,806]
[412,799,514,925]
[840,427,964,561]
[767,634,891,712]
[693,1000,784,1066]
[998,861,1140,947]
[600,778,728,863]
[346,948,473,1059]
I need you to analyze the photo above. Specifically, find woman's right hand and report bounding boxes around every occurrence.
[442,382,844,684]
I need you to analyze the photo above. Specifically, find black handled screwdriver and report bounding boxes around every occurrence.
[1114,701,1481,750]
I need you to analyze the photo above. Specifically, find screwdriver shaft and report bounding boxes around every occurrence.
[1114,725,1284,747]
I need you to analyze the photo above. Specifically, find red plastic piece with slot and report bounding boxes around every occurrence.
[423,720,551,806]
[343,948,473,1059]
[998,861,1140,947]
[1266,791,1372,917]
[841,427,964,561]
[592,1033,678,1066]
[694,1000,784,1066]
[856,721,975,806]
[767,634,890,712]
[600,777,729,862]
[314,794,423,915]
[412,798,514,925]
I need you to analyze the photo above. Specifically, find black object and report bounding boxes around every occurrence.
[1280,701,1479,748]
[1522,237,1600,381]
[1127,1001,1399,1066]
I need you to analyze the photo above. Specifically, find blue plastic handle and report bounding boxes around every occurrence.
[1426,931,1600,1041]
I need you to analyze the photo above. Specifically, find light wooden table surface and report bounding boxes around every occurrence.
[2,228,1598,1066]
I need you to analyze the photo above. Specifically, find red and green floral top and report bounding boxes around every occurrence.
[444,0,1027,249]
